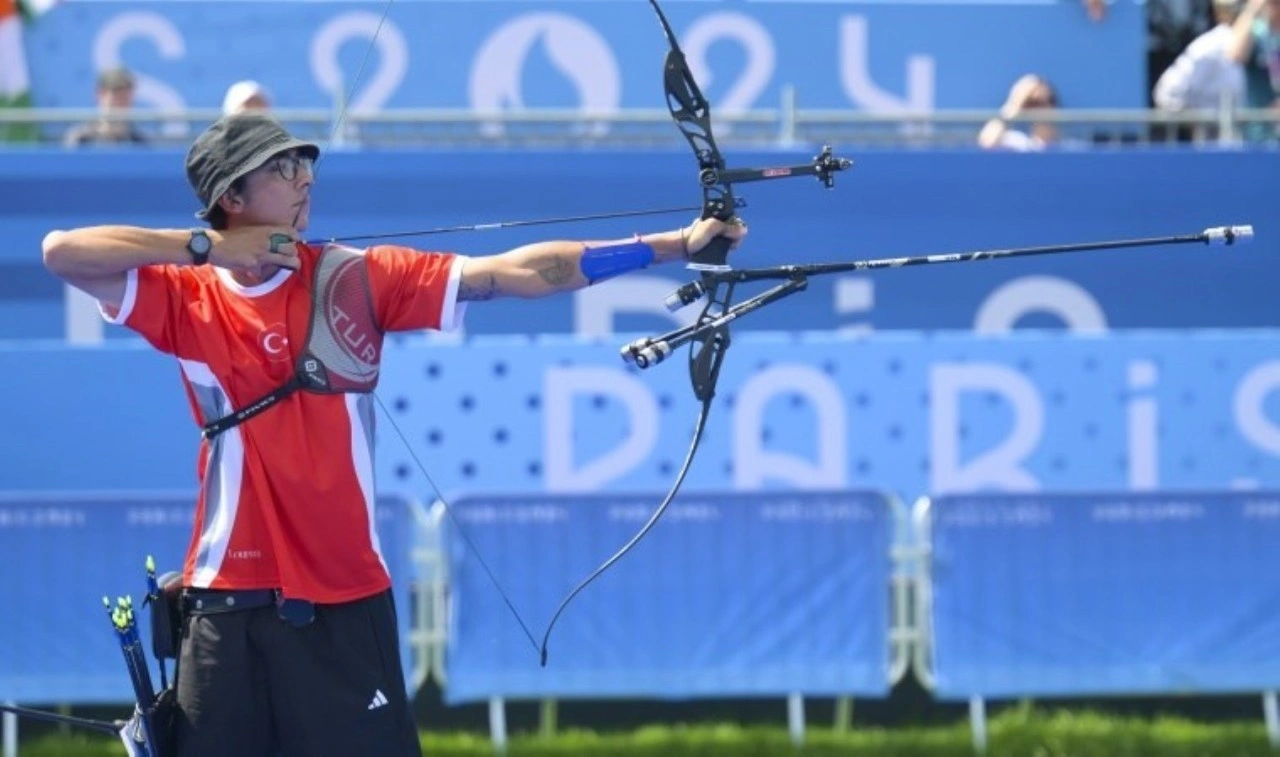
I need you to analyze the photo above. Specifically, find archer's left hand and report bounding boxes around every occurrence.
[684,217,748,257]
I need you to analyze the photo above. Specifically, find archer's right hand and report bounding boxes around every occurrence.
[208,226,304,274]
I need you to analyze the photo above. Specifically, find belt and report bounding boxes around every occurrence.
[181,589,279,615]
[181,588,316,627]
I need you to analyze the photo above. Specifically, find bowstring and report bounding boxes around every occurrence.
[288,0,390,227]
[373,394,541,653]
[312,0,392,177]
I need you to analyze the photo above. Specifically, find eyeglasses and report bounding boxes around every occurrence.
[268,153,314,182]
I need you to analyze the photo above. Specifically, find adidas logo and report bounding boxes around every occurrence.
[367,689,389,710]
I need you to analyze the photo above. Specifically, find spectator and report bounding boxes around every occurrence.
[978,74,1060,151]
[1153,0,1247,115]
[1148,0,1216,98]
[222,80,271,116]
[64,66,147,147]
[1227,0,1280,137]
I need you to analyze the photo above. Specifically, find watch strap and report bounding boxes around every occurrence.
[187,229,211,265]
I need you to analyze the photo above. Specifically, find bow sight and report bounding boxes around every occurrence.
[697,144,853,191]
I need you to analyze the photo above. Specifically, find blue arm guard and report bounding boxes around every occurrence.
[579,237,656,284]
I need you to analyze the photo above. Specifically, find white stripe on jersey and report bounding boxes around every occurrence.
[179,358,244,588]
[440,255,468,332]
[347,393,387,575]
[98,269,139,325]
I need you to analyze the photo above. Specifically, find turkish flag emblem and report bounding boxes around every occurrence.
[260,322,291,362]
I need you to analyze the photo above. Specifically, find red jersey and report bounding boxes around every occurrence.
[103,244,466,603]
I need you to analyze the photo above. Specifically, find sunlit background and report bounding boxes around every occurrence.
[0,0,1277,754]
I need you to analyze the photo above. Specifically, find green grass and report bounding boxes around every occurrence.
[13,704,1276,756]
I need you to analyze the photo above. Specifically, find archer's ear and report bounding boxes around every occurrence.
[217,189,244,216]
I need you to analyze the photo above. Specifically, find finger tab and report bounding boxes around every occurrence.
[268,233,293,255]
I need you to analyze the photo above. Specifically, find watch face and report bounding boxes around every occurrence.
[190,231,211,254]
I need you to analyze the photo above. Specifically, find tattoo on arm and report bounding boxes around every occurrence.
[458,273,497,301]
[537,256,575,289]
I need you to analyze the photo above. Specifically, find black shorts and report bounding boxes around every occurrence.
[173,588,421,757]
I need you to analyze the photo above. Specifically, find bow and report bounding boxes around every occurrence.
[533,0,853,664]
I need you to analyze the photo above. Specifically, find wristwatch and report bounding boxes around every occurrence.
[186,229,212,266]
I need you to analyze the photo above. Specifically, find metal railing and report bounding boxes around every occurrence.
[1,103,1277,150]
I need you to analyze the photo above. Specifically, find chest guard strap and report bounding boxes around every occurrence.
[201,244,384,440]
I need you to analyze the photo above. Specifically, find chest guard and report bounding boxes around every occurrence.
[201,243,383,440]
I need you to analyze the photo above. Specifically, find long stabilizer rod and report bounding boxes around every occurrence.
[723,225,1255,283]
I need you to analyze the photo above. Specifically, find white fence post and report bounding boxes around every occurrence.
[786,693,805,747]
[969,695,988,754]
[3,702,17,757]
[1263,690,1279,749]
[488,696,508,754]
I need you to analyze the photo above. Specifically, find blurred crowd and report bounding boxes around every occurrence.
[61,69,273,148]
[979,0,1279,150]
[20,0,1280,152]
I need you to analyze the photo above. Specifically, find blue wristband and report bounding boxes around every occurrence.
[579,237,656,284]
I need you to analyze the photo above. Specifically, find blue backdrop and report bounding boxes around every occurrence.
[0,491,420,704]
[441,490,893,704]
[2,331,1278,505]
[24,1,1145,114]
[1,149,1275,342]
[926,490,1280,699]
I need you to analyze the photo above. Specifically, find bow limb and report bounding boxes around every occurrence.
[537,392,714,666]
